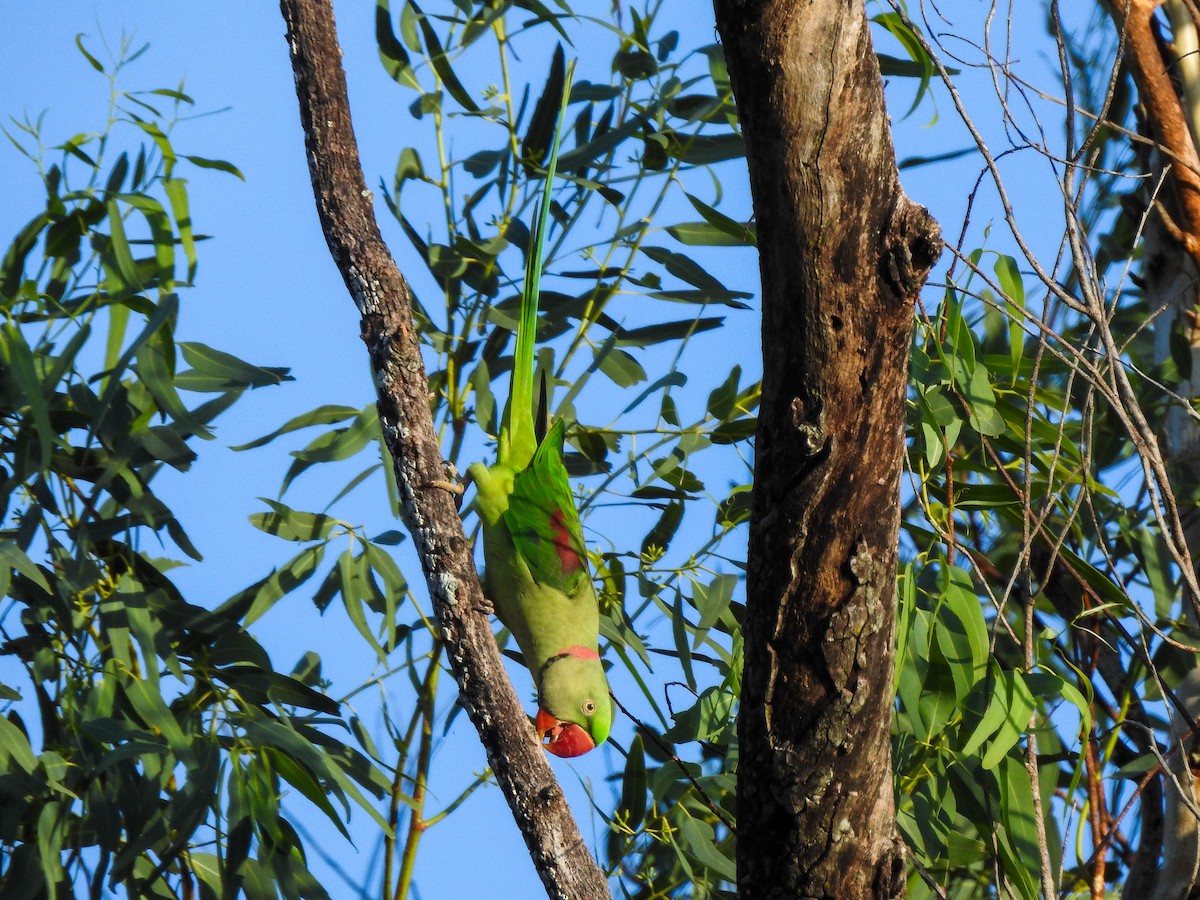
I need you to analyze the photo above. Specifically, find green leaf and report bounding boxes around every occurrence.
[118,192,177,286]
[642,245,749,298]
[231,404,361,451]
[935,565,988,700]
[614,317,724,348]
[75,33,105,72]
[994,253,1026,378]
[411,1,480,112]
[124,675,190,755]
[666,221,752,246]
[182,154,245,179]
[177,342,291,391]
[283,407,380,491]
[239,857,278,900]
[711,417,755,444]
[993,253,1025,305]
[463,148,506,177]
[899,146,975,169]
[0,323,53,471]
[871,13,934,117]
[37,802,67,894]
[1026,671,1091,737]
[876,52,959,79]
[470,359,496,435]
[674,805,735,882]
[395,147,425,193]
[965,362,1005,437]
[1138,526,1176,619]
[642,501,683,558]
[250,499,339,542]
[376,0,420,89]
[716,484,751,528]
[0,541,50,593]
[1057,545,1128,607]
[339,549,387,661]
[620,371,686,416]
[594,343,647,388]
[244,545,326,626]
[267,748,351,839]
[364,542,407,598]
[963,669,1036,769]
[615,48,658,80]
[695,687,736,741]
[0,212,51,300]
[692,574,737,633]
[663,132,744,165]
[162,177,197,282]
[522,46,567,170]
[995,754,1044,900]
[149,87,195,105]
[681,192,756,246]
[706,365,741,421]
[557,106,651,172]
[617,734,648,830]
[189,852,223,895]
[0,715,38,773]
[917,650,958,740]
[670,589,696,690]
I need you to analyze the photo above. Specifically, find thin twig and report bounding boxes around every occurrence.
[609,690,735,834]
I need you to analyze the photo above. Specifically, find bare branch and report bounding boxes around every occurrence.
[276,2,609,896]
[1118,0,1200,267]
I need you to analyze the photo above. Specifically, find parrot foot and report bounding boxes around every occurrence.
[474,594,495,616]
[423,479,464,495]
[423,463,464,508]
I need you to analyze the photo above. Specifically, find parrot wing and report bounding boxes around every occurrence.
[503,419,591,598]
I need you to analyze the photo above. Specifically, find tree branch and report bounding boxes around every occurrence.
[1118,0,1200,268]
[276,2,609,896]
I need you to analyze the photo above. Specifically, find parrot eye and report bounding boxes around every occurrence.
[582,699,596,716]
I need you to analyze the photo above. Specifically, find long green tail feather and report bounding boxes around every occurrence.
[505,60,576,470]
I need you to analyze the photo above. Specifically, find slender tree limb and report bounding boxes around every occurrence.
[1117,0,1200,268]
[276,2,608,896]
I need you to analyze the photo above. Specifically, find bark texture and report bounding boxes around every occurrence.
[712,1,940,897]
[277,2,608,897]
[1117,2,1200,895]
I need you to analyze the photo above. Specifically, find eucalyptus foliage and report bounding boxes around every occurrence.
[7,3,1182,900]
[891,5,1200,897]
[0,39,396,898]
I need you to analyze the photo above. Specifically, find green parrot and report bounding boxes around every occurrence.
[466,62,613,758]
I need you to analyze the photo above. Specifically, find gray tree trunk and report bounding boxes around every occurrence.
[712,1,940,896]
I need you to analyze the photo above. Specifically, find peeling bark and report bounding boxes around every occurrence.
[1118,0,1200,270]
[712,0,940,896]
[277,2,608,896]
[1115,2,1200,895]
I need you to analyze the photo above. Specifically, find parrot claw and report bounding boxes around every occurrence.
[474,594,495,616]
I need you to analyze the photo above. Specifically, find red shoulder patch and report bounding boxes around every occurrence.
[550,509,582,574]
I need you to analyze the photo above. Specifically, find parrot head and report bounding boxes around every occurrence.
[536,651,613,757]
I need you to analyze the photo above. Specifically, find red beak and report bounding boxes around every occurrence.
[536,707,596,758]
